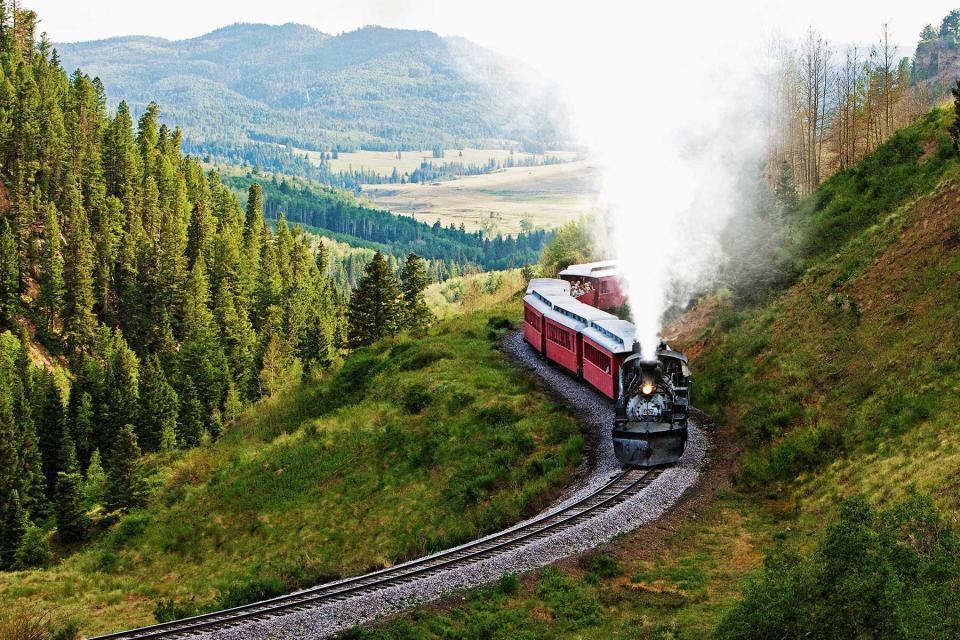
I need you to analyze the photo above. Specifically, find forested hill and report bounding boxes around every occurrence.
[55,24,568,175]
[224,175,552,273]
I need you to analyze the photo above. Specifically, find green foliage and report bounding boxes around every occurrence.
[82,450,106,506]
[14,524,51,569]
[137,355,178,453]
[581,552,621,581]
[38,204,64,334]
[0,5,349,555]
[227,176,552,274]
[0,217,18,326]
[798,109,954,263]
[54,471,88,544]
[0,306,583,633]
[399,253,432,334]
[535,567,602,630]
[0,490,26,569]
[105,426,146,512]
[716,495,960,640]
[538,219,596,277]
[497,572,520,595]
[348,251,403,348]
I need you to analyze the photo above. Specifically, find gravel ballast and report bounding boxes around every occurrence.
[200,331,708,640]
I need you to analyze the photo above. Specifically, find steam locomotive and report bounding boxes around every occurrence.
[523,262,690,467]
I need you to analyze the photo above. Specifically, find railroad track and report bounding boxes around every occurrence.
[91,467,662,640]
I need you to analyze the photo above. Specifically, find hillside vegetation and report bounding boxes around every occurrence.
[0,308,583,636]
[351,107,960,639]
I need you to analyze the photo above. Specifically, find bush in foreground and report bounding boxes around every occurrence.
[716,494,960,640]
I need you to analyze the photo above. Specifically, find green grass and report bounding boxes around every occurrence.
[0,309,583,636]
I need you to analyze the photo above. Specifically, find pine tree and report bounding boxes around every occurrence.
[83,449,106,505]
[315,239,329,274]
[0,489,27,569]
[63,189,97,352]
[180,259,228,427]
[39,203,65,333]
[399,253,432,334]
[774,161,800,214]
[244,183,264,238]
[951,80,960,153]
[137,354,178,452]
[0,217,18,326]
[214,284,255,398]
[347,251,402,348]
[178,377,204,447]
[33,369,65,495]
[69,391,94,471]
[102,330,140,449]
[105,425,145,511]
[14,523,50,569]
[55,468,88,543]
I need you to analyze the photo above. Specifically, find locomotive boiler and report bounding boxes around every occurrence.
[613,342,690,467]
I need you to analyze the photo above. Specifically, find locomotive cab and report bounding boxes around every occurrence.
[613,341,690,467]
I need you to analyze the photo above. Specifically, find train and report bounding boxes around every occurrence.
[523,262,690,467]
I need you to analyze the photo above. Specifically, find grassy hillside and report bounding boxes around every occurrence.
[0,308,582,637]
[348,109,960,639]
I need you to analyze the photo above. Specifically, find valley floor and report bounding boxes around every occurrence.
[361,161,599,234]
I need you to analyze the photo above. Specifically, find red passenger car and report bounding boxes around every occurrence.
[541,297,609,375]
[558,260,626,311]
[522,269,632,390]
[522,279,571,354]
[580,318,635,399]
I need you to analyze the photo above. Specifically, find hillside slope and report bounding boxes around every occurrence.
[0,307,583,636]
[349,109,960,639]
[55,24,567,160]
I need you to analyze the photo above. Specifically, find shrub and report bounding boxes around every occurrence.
[581,552,620,581]
[395,347,450,372]
[14,526,51,569]
[153,598,202,623]
[715,494,960,640]
[216,576,286,609]
[476,404,521,427]
[498,571,521,595]
[401,386,431,414]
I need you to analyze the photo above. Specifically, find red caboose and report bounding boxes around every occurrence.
[558,261,626,310]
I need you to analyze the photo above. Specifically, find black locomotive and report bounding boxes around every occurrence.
[613,341,690,467]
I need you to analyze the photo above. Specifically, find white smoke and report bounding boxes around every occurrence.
[553,4,775,358]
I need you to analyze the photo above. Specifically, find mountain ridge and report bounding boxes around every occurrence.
[54,23,568,172]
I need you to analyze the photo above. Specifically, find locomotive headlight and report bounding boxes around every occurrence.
[641,382,655,396]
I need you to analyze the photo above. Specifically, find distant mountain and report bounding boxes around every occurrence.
[55,24,569,170]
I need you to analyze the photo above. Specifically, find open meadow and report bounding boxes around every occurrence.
[362,160,600,234]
